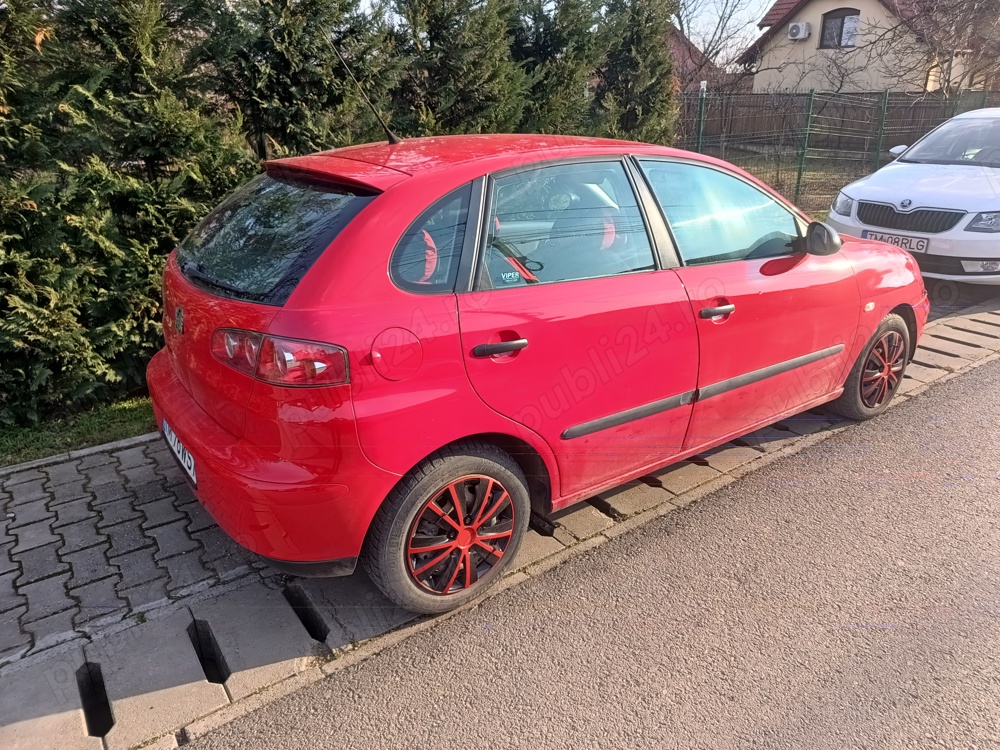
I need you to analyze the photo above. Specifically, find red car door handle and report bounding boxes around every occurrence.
[472,339,529,357]
[700,304,736,319]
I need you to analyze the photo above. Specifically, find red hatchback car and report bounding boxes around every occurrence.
[148,135,928,613]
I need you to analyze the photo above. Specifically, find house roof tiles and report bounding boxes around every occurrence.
[759,0,802,28]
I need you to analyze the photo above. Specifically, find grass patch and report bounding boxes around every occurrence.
[0,397,156,468]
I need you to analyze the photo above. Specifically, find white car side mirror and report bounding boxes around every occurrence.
[888,145,908,157]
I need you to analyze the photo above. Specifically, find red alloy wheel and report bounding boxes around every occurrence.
[405,475,515,596]
[860,330,906,409]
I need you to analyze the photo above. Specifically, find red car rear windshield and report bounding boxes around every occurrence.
[176,173,375,305]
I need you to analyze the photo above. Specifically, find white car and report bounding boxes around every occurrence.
[826,108,1000,284]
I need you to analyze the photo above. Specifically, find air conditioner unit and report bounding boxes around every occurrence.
[788,22,811,41]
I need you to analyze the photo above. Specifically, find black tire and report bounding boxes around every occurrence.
[829,313,910,421]
[362,440,531,614]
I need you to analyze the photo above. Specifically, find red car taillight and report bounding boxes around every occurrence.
[211,329,349,386]
[211,329,263,377]
[257,336,349,386]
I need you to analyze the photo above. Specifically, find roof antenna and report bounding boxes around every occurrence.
[329,38,401,146]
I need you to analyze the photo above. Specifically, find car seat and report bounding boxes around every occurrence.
[528,177,634,282]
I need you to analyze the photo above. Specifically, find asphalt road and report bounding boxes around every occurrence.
[191,358,1000,750]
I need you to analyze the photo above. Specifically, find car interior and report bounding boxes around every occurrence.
[905,118,1000,166]
[640,161,801,265]
[391,188,470,290]
[480,167,655,289]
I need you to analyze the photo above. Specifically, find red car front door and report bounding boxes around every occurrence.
[673,256,859,449]
[636,158,861,450]
[457,160,700,500]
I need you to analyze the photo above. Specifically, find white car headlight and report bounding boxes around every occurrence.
[966,212,1000,233]
[831,192,854,217]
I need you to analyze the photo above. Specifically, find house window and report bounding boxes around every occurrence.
[820,8,860,49]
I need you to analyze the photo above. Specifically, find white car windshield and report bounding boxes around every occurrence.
[900,117,1000,167]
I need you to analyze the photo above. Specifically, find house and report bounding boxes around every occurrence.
[668,26,729,92]
[738,0,997,94]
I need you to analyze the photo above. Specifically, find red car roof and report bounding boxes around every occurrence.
[267,134,686,191]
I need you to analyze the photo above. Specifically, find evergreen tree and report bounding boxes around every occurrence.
[55,1,255,193]
[0,0,256,424]
[333,3,407,145]
[0,0,48,168]
[0,0,67,424]
[201,0,396,157]
[592,0,678,144]
[511,0,603,134]
[393,0,528,135]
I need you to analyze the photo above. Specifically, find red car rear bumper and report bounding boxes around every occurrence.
[147,349,397,568]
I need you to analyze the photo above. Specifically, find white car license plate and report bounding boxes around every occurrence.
[861,230,929,253]
[163,419,197,484]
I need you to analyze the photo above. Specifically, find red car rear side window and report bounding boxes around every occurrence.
[390,184,472,294]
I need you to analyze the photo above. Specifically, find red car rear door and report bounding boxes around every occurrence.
[457,159,700,500]
[635,157,860,451]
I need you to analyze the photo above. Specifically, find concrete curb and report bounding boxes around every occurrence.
[0,570,270,678]
[0,432,160,478]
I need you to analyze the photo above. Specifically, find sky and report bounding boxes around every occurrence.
[685,0,774,59]
[687,0,774,36]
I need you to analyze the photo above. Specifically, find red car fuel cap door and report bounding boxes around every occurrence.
[371,327,423,381]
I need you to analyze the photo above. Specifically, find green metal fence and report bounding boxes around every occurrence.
[675,89,1000,214]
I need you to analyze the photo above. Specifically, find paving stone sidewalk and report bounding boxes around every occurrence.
[0,440,273,667]
[2,299,1000,750]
